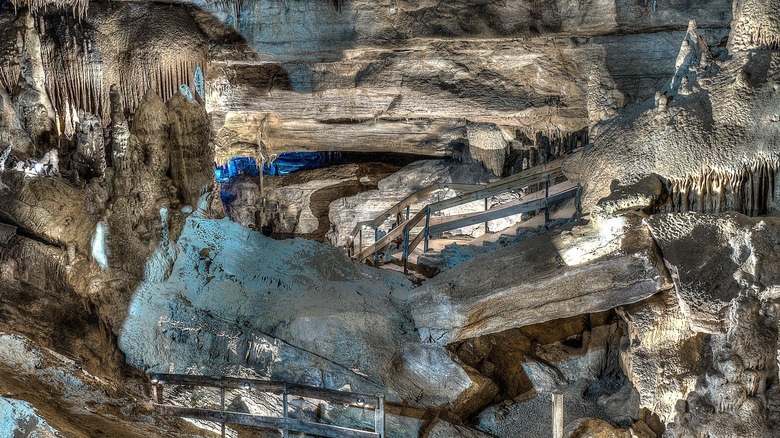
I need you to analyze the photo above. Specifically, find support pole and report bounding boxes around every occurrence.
[359,228,363,253]
[544,180,550,224]
[283,385,289,438]
[423,206,431,252]
[220,385,226,438]
[484,197,489,233]
[374,228,380,263]
[405,205,410,221]
[375,396,385,438]
[152,382,163,404]
[552,393,563,438]
[575,184,583,220]
[403,228,410,275]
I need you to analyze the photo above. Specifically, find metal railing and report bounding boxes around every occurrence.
[150,373,385,438]
[347,158,581,273]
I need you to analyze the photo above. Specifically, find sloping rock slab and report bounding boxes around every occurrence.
[411,216,670,345]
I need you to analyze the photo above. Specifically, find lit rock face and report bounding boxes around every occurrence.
[617,213,780,435]
[219,162,399,239]
[578,14,780,215]
[645,213,780,333]
[0,397,58,437]
[411,215,671,345]
[120,217,496,412]
[0,0,731,168]
[198,0,730,164]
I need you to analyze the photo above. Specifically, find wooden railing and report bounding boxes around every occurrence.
[348,158,581,273]
[150,373,385,438]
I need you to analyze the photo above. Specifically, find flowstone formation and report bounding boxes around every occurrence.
[579,12,780,216]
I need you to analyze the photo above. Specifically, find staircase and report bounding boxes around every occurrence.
[347,158,581,274]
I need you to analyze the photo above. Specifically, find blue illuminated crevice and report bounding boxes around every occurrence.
[215,152,342,183]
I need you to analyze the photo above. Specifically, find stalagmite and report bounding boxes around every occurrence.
[74,110,105,179]
[109,84,128,161]
[466,122,509,176]
[132,90,170,176]
[14,14,55,151]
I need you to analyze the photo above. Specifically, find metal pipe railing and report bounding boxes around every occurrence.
[150,373,385,438]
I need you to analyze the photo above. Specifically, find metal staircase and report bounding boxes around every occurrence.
[347,158,581,273]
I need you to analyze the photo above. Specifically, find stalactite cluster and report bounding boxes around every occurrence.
[41,35,204,135]
[0,62,21,93]
[665,159,779,216]
[10,0,89,20]
[746,24,780,49]
[505,128,587,176]
[41,38,104,136]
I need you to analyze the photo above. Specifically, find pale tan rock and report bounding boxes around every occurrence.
[412,216,671,345]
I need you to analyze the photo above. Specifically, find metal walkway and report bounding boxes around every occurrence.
[150,373,385,438]
[347,158,581,273]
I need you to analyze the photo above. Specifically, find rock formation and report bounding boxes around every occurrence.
[1,0,780,437]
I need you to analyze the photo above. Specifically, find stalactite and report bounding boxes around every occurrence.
[41,31,204,135]
[665,159,780,216]
[747,23,780,50]
[0,63,21,93]
[10,0,89,20]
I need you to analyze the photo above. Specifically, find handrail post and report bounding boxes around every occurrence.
[374,228,380,264]
[359,228,363,253]
[283,384,289,438]
[575,183,583,220]
[405,205,410,221]
[220,384,226,438]
[403,227,410,275]
[375,395,385,438]
[484,197,489,233]
[151,375,163,404]
[423,206,431,252]
[544,179,550,224]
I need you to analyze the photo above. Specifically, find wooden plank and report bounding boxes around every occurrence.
[427,181,577,227]
[432,166,563,212]
[285,383,379,409]
[352,159,567,262]
[154,405,380,438]
[350,158,562,239]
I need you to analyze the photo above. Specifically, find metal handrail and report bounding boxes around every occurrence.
[347,183,483,256]
[352,159,570,265]
[150,373,385,438]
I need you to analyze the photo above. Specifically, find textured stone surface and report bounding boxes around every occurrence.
[579,18,780,215]
[411,216,670,345]
[120,217,494,412]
